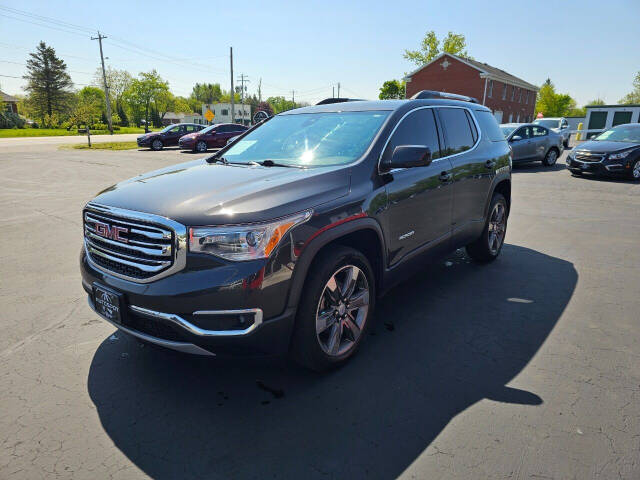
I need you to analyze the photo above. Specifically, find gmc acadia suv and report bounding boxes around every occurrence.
[81,91,512,371]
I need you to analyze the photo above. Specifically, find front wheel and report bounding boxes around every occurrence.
[150,139,163,151]
[542,148,558,166]
[290,246,375,372]
[466,193,508,263]
[630,160,640,181]
[196,141,208,153]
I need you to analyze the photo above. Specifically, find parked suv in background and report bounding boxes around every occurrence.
[136,123,205,151]
[81,91,512,371]
[567,123,640,180]
[179,123,248,152]
[501,123,563,166]
[533,117,571,147]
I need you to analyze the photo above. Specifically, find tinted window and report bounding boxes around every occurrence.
[439,108,474,155]
[532,126,548,137]
[216,125,231,133]
[381,108,441,163]
[465,110,478,143]
[514,126,531,139]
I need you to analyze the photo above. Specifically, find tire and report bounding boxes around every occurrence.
[150,138,163,151]
[466,193,508,263]
[542,148,558,166]
[290,246,376,372]
[196,141,208,153]
[563,137,569,148]
[630,159,640,181]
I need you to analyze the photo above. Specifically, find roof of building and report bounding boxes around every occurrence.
[1,91,18,103]
[404,53,539,92]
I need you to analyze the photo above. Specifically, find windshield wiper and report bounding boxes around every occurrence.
[207,155,228,165]
[259,159,305,168]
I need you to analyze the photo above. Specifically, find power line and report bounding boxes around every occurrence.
[0,5,95,33]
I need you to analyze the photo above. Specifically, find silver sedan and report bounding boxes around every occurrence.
[501,123,564,166]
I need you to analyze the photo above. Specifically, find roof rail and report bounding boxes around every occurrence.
[410,90,478,104]
[316,97,365,105]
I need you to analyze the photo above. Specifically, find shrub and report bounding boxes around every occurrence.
[0,111,26,128]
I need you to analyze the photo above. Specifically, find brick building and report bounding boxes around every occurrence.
[404,53,539,124]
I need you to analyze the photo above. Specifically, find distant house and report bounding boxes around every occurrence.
[201,103,252,126]
[1,91,18,113]
[404,53,539,124]
[582,103,640,138]
[162,112,205,126]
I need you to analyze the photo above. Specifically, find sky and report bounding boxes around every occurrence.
[1,0,639,107]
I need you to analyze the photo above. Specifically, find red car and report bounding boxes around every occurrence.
[178,123,248,152]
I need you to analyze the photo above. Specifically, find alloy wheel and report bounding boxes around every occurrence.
[152,139,162,150]
[633,161,640,179]
[196,141,207,153]
[488,202,506,255]
[315,265,369,357]
[547,150,557,165]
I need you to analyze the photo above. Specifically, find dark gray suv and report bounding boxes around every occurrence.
[81,91,512,371]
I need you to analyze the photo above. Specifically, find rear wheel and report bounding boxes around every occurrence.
[542,148,558,166]
[150,139,163,151]
[291,246,375,372]
[196,141,208,153]
[466,193,508,263]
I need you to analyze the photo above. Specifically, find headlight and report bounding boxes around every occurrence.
[608,150,632,160]
[189,210,312,261]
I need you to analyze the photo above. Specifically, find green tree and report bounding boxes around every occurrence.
[173,96,192,113]
[534,79,576,117]
[190,83,222,105]
[122,70,170,132]
[23,41,74,124]
[404,31,472,66]
[93,67,133,125]
[379,79,406,99]
[619,71,640,104]
[266,96,299,113]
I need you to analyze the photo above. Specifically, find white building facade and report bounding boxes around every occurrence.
[202,103,252,126]
[583,104,640,138]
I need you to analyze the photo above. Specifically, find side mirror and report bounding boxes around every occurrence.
[382,145,432,170]
[511,135,522,142]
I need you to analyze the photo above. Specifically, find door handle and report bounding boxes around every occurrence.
[439,171,452,182]
[485,160,496,169]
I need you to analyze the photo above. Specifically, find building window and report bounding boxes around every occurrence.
[487,80,493,98]
[516,113,520,122]
[518,89,523,103]
[511,86,515,101]
[502,83,507,100]
[222,109,229,116]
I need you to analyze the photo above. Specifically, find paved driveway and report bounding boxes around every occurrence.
[1,144,639,479]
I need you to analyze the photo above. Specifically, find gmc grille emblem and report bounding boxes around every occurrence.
[94,222,128,243]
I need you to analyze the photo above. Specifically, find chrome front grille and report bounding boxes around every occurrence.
[574,152,604,163]
[83,203,187,283]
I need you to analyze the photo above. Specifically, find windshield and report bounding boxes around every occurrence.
[592,125,640,143]
[222,111,390,167]
[500,126,517,137]
[199,125,216,134]
[159,125,179,133]
[533,119,561,129]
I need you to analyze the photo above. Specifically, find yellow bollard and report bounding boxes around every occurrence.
[576,122,583,141]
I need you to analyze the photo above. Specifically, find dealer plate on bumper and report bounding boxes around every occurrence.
[92,283,124,324]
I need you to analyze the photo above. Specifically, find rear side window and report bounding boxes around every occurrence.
[381,108,441,162]
[438,108,475,155]
[475,110,506,142]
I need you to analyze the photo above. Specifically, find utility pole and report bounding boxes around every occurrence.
[258,78,262,103]
[332,86,335,98]
[237,74,250,125]
[292,90,295,104]
[91,31,113,135]
[229,46,235,123]
[337,82,340,98]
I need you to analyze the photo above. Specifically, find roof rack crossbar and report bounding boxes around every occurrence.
[316,98,365,105]
[410,90,478,104]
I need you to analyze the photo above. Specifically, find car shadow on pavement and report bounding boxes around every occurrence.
[512,162,567,173]
[87,244,577,479]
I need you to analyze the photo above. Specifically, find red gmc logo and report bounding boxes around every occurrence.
[94,222,128,243]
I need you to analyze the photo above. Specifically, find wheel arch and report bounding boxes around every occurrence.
[286,217,386,311]
[484,177,511,220]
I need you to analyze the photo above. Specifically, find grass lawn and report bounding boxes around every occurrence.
[0,127,151,138]
[59,141,139,150]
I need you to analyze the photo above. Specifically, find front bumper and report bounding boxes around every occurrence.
[567,156,630,176]
[178,138,196,149]
[136,137,151,147]
[81,247,297,356]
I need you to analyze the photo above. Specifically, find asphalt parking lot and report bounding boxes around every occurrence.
[1,141,639,479]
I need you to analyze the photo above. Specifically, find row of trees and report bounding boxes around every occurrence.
[12,41,304,131]
[380,31,640,117]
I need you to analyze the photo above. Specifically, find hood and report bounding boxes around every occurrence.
[90,159,351,226]
[574,140,639,154]
[180,133,198,140]
[137,132,157,139]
